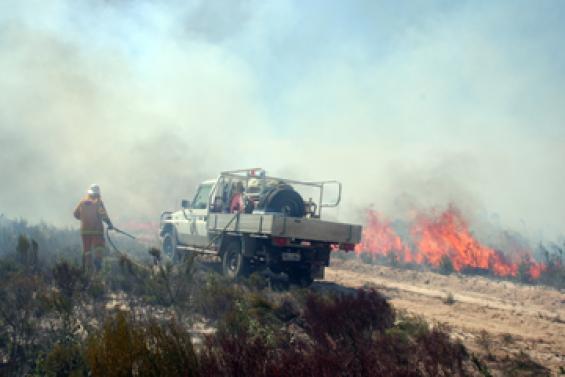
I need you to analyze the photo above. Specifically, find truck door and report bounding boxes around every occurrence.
[174,207,193,245]
[187,182,214,247]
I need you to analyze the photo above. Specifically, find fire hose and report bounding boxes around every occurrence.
[202,212,239,252]
[179,210,241,253]
[112,227,136,240]
[106,226,136,257]
[105,212,239,266]
[104,226,155,273]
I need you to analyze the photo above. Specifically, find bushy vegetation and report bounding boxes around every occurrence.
[198,287,469,377]
[0,231,479,377]
[86,312,198,377]
[439,255,455,275]
[0,219,553,376]
[0,216,79,262]
[535,242,565,288]
[0,216,151,266]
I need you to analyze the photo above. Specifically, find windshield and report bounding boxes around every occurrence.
[192,183,214,209]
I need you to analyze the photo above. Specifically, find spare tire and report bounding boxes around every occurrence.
[259,187,305,217]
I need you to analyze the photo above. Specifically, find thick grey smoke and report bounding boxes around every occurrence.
[0,1,564,243]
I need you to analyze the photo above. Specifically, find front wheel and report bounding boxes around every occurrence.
[221,240,250,280]
[162,232,181,263]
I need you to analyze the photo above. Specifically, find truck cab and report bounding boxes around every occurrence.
[170,179,216,247]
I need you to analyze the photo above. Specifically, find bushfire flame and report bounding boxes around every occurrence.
[354,211,412,263]
[411,206,519,276]
[356,205,544,279]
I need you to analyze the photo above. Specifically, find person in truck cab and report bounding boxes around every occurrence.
[73,184,113,274]
[229,181,246,213]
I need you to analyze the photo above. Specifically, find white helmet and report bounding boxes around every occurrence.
[87,184,101,195]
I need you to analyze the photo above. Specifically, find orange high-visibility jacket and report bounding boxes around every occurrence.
[73,196,111,235]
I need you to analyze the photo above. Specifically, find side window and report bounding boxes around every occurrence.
[192,184,213,210]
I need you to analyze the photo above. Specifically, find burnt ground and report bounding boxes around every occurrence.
[323,259,565,375]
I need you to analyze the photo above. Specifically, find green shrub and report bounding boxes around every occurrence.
[536,243,565,289]
[200,288,469,377]
[476,330,493,359]
[86,312,198,377]
[517,260,534,284]
[390,314,430,339]
[193,273,243,320]
[444,292,456,305]
[52,260,85,298]
[41,343,88,377]
[500,350,550,376]
[386,251,400,267]
[245,271,269,291]
[359,251,374,264]
[0,271,48,374]
[439,255,454,275]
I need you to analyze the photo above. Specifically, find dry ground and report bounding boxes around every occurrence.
[325,259,565,375]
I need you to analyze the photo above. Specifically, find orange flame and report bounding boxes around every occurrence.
[528,261,544,279]
[357,205,545,279]
[355,210,412,262]
[411,205,517,276]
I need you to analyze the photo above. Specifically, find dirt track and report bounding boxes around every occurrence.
[325,260,565,374]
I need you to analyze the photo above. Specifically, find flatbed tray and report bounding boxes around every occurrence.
[207,213,361,244]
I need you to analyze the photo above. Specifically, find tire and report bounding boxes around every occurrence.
[162,231,181,263]
[221,240,250,280]
[260,187,305,217]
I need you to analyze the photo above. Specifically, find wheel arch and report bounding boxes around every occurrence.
[160,223,179,240]
[160,223,173,237]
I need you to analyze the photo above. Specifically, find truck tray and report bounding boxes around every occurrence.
[207,213,362,244]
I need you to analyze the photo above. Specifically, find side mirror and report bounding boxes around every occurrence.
[181,199,190,209]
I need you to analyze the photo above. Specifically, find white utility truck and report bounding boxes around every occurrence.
[159,169,362,285]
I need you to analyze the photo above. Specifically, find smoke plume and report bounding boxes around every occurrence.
[1,1,564,244]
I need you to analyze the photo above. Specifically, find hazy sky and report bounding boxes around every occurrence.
[0,1,564,241]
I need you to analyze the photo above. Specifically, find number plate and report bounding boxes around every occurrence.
[281,252,301,262]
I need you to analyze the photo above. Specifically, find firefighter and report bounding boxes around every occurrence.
[73,184,113,274]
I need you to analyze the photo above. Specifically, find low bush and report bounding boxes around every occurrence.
[40,342,88,377]
[0,221,490,376]
[444,292,456,305]
[199,288,469,377]
[86,312,198,377]
[499,351,550,377]
[536,243,564,289]
[359,251,374,265]
[192,272,244,320]
[439,255,455,275]
[302,288,394,344]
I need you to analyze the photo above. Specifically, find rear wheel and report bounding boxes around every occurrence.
[222,240,250,280]
[162,232,181,263]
